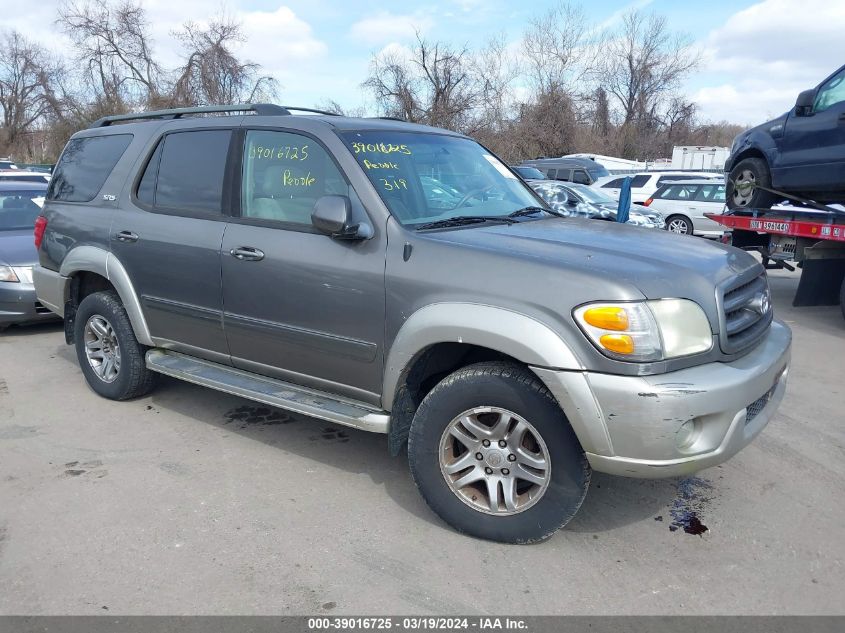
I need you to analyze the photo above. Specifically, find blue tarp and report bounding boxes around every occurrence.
[617,176,632,223]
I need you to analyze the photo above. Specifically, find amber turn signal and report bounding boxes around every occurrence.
[599,334,635,354]
[583,306,629,331]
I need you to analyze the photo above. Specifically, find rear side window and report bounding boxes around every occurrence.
[48,134,132,202]
[630,175,650,187]
[695,184,726,202]
[137,130,231,213]
[545,169,557,179]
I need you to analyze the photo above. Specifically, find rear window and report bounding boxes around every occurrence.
[48,134,132,202]
[630,175,650,187]
[601,177,625,188]
[658,184,700,200]
[137,130,231,214]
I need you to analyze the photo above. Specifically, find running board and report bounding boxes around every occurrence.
[145,349,390,433]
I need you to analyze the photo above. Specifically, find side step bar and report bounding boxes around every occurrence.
[145,349,390,433]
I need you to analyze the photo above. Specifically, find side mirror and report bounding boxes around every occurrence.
[311,195,368,239]
[795,88,816,116]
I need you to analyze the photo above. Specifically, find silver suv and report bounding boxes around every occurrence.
[33,104,791,543]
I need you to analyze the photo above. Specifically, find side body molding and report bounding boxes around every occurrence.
[382,302,584,410]
[59,245,154,346]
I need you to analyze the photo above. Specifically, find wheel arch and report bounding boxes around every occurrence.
[60,246,153,346]
[383,303,585,455]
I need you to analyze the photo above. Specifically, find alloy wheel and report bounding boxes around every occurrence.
[83,315,122,383]
[439,406,551,515]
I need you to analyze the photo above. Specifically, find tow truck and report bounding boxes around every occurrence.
[707,202,845,319]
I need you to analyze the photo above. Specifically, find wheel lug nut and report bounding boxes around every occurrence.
[485,467,493,475]
[482,439,490,447]
[475,452,483,460]
[498,440,507,448]
[501,468,510,476]
[507,454,516,462]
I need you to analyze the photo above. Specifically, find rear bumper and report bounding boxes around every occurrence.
[533,319,791,478]
[31,265,66,316]
[0,281,59,326]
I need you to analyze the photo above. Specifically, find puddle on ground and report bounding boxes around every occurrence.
[665,476,712,536]
[224,405,296,429]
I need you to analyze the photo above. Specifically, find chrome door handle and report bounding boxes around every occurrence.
[114,230,139,243]
[229,246,265,261]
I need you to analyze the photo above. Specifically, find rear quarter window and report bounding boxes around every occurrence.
[630,175,650,187]
[47,134,132,202]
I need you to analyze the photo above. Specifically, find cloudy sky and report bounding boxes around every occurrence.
[5,0,845,125]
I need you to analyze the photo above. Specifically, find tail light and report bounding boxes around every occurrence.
[642,197,653,207]
[34,215,48,249]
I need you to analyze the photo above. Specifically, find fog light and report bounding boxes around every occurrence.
[676,420,698,449]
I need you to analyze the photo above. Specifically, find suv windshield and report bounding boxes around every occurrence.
[339,131,542,226]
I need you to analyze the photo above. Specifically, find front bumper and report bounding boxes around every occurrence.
[0,280,59,326]
[533,319,791,478]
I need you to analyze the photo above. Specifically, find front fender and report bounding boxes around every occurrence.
[382,302,584,409]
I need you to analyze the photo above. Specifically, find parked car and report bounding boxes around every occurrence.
[530,180,664,229]
[642,180,727,238]
[518,157,610,185]
[725,63,845,209]
[0,181,56,330]
[0,160,18,170]
[592,171,722,204]
[558,182,665,228]
[34,104,790,543]
[511,165,545,180]
[0,170,50,184]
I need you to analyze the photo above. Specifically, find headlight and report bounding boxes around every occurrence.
[574,299,713,362]
[0,265,20,282]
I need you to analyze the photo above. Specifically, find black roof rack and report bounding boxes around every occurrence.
[88,103,341,128]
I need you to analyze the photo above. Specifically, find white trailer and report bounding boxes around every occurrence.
[671,146,730,171]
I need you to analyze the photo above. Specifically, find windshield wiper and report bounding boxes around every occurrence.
[415,215,518,231]
[508,206,561,218]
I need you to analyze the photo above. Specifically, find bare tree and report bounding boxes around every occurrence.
[364,33,481,131]
[172,16,277,106]
[522,2,589,96]
[0,30,62,157]
[596,10,700,129]
[58,0,162,109]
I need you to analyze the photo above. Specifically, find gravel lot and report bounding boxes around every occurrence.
[0,266,843,615]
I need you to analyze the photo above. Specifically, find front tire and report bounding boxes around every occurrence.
[727,157,779,210]
[74,291,157,400]
[408,362,590,543]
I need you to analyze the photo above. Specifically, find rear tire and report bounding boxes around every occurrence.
[74,291,157,400]
[408,362,590,543]
[666,214,693,235]
[727,157,779,210]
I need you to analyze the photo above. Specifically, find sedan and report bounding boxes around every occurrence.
[0,181,57,331]
[529,180,664,229]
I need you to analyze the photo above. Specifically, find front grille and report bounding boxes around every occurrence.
[719,273,773,355]
[34,301,51,314]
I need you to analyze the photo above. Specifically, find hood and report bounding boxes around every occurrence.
[421,217,760,325]
[0,230,38,266]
